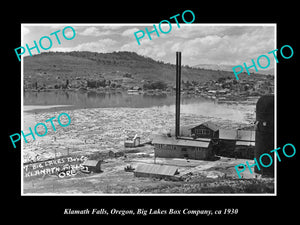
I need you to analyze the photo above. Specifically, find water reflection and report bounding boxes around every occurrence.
[23,90,255,122]
[24,90,198,109]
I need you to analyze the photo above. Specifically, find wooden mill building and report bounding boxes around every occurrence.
[217,129,255,159]
[171,121,219,139]
[190,121,219,139]
[152,53,217,161]
[152,135,214,160]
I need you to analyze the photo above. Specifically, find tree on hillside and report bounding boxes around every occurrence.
[87,80,97,88]
[143,81,168,90]
[143,83,152,90]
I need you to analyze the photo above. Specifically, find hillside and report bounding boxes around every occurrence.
[24,51,265,89]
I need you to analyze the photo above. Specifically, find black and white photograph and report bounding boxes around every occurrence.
[20,24,276,195]
[5,5,299,220]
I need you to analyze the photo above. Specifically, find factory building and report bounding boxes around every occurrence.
[191,121,219,139]
[171,121,219,139]
[151,53,216,161]
[217,129,255,159]
[152,135,214,160]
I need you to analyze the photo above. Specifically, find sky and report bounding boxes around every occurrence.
[21,24,276,67]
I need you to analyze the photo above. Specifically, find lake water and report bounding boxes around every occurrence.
[24,90,209,108]
[24,90,256,123]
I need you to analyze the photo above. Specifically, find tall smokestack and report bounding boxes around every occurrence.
[175,52,181,138]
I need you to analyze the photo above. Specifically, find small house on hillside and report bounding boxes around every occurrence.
[128,86,142,92]
[132,86,142,91]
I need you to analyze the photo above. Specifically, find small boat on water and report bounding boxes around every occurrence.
[127,90,140,95]
[127,86,143,94]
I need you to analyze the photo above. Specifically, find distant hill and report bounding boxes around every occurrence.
[193,63,274,76]
[24,51,266,87]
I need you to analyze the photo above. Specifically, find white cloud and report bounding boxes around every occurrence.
[102,25,122,30]
[164,26,275,66]
[120,38,170,62]
[22,26,30,36]
[48,24,275,67]
[52,38,117,53]
[166,25,227,39]
[79,27,112,37]
[121,28,140,37]
[75,39,117,52]
[63,28,76,39]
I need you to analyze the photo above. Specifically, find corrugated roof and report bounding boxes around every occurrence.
[200,121,219,131]
[237,130,255,142]
[181,123,200,130]
[236,141,255,146]
[170,121,219,137]
[135,164,178,176]
[219,129,237,140]
[152,135,210,148]
[219,129,255,141]
[82,160,100,167]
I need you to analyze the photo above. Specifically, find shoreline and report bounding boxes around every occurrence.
[24,105,73,112]
[23,105,73,131]
[24,89,262,104]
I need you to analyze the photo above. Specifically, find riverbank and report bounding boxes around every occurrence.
[24,88,261,105]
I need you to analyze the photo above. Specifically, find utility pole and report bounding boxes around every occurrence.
[175,52,181,139]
